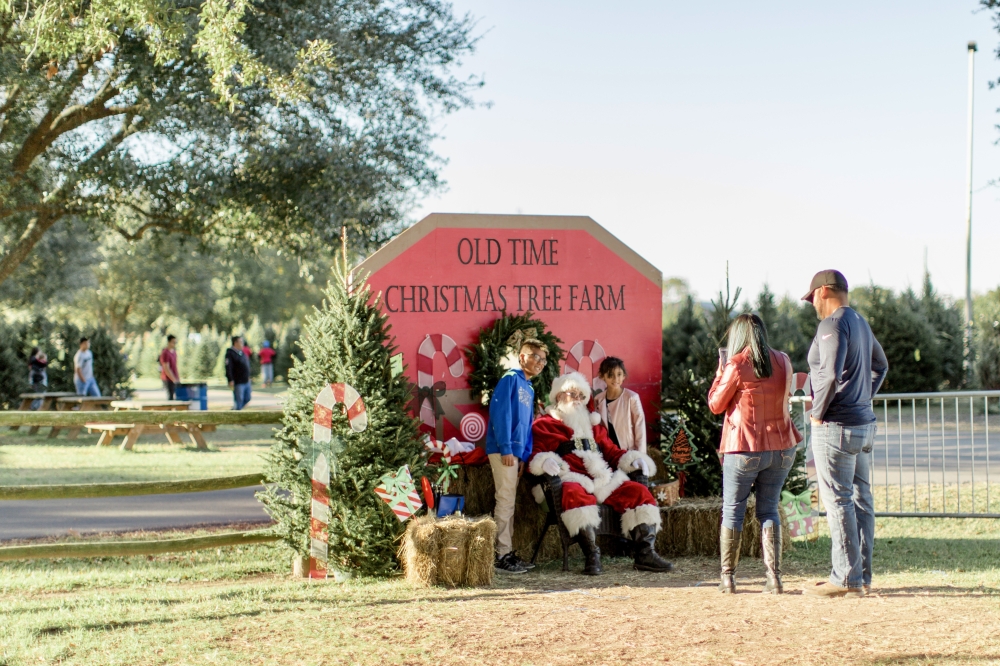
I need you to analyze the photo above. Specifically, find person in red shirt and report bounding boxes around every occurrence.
[159,335,180,400]
[258,340,276,388]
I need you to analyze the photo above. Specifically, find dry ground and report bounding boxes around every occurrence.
[2,517,1000,665]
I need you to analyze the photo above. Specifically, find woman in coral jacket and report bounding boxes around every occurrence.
[708,313,802,595]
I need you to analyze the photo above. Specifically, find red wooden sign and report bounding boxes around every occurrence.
[353,213,662,444]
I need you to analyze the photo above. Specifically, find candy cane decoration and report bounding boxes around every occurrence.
[563,340,607,390]
[313,382,368,440]
[309,382,367,580]
[417,334,464,387]
[309,452,331,579]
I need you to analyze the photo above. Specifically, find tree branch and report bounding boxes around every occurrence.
[0,212,63,285]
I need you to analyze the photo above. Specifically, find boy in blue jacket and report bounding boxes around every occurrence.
[487,339,547,574]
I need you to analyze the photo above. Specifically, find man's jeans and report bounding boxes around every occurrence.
[722,448,796,532]
[233,383,252,410]
[812,421,876,589]
[74,378,101,396]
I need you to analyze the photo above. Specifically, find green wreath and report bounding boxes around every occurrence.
[465,312,565,406]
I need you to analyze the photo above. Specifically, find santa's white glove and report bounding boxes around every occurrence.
[635,459,649,476]
[542,457,561,476]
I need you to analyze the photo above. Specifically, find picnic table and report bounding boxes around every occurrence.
[11,392,77,434]
[88,400,215,450]
[50,396,115,439]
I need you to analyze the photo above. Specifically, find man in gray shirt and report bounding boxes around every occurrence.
[802,270,888,598]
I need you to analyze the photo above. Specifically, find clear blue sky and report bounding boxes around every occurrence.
[412,1,1000,304]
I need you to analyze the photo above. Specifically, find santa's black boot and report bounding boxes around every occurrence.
[630,524,673,572]
[578,526,602,575]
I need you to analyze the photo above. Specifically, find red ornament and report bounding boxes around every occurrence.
[421,476,435,511]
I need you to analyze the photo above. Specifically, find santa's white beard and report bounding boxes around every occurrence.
[553,401,595,440]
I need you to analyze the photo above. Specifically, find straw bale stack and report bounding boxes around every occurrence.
[449,464,563,562]
[656,497,791,558]
[400,514,496,587]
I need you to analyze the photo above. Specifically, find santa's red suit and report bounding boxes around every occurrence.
[527,374,661,540]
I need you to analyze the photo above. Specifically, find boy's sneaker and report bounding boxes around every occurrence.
[511,552,535,570]
[494,553,527,574]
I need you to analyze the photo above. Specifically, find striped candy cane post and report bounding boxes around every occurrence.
[564,339,607,391]
[416,334,465,388]
[313,382,368,442]
[309,452,331,579]
[309,382,368,579]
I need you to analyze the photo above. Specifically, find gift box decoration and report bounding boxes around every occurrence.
[780,488,818,540]
[374,465,423,522]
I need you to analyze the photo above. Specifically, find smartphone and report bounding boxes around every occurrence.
[718,348,728,367]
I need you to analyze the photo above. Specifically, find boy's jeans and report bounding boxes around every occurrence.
[812,421,876,589]
[232,382,252,410]
[721,447,796,532]
[74,378,101,397]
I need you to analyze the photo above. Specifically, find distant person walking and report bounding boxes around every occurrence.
[29,347,48,392]
[159,335,180,400]
[802,270,889,598]
[28,348,48,409]
[225,336,252,410]
[73,337,101,396]
[258,341,276,388]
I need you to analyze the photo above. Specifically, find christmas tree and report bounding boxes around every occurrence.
[258,266,424,576]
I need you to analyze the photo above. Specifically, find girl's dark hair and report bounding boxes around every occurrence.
[30,347,39,357]
[726,313,773,379]
[598,356,627,378]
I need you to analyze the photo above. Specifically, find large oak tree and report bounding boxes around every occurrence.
[0,0,478,285]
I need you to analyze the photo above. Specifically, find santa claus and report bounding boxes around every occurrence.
[528,372,673,575]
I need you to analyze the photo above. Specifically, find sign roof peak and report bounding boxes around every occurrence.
[353,213,661,286]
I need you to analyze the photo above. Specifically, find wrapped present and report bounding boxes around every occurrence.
[652,480,681,507]
[375,465,423,522]
[781,488,818,541]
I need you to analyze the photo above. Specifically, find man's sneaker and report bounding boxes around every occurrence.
[494,553,527,574]
[511,552,535,570]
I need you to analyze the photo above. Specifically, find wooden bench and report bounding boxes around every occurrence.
[110,400,191,412]
[11,392,78,434]
[50,396,115,439]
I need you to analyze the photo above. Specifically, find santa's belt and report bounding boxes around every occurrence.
[556,438,595,456]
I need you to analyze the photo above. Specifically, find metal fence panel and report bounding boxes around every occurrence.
[790,391,1000,518]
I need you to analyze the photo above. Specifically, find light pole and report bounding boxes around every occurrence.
[964,40,976,383]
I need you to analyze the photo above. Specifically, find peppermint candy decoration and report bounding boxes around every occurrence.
[564,339,607,392]
[460,412,487,442]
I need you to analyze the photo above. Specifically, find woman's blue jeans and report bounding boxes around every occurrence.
[722,447,796,532]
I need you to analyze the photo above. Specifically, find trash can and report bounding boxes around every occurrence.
[175,382,208,410]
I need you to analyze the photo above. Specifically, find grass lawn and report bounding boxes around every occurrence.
[0,425,273,485]
[1,517,999,665]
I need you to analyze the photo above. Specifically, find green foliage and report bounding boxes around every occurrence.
[851,278,964,393]
[973,289,1000,389]
[659,279,740,496]
[0,0,480,287]
[259,268,424,576]
[0,322,28,409]
[86,328,133,398]
[465,312,566,406]
[274,325,304,383]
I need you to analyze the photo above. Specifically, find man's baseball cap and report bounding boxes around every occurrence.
[802,270,848,302]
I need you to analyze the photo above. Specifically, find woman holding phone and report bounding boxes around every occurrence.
[708,313,801,594]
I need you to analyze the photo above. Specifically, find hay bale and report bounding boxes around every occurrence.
[656,496,791,558]
[450,464,563,563]
[401,514,497,588]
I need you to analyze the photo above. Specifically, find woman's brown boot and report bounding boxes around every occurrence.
[761,525,783,594]
[719,526,741,593]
